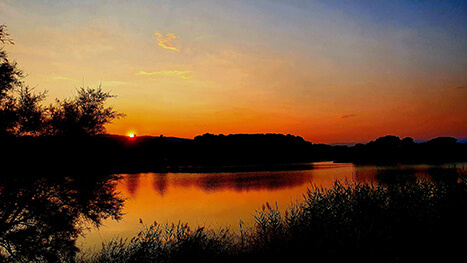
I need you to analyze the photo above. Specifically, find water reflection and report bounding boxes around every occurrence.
[0,172,124,262]
[153,173,168,196]
[83,162,466,251]
[125,173,141,197]
[353,164,464,185]
[123,162,357,196]
[144,171,310,195]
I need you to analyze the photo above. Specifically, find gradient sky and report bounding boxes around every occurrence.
[1,0,466,143]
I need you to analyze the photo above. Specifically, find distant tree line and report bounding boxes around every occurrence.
[0,25,123,137]
[333,135,466,164]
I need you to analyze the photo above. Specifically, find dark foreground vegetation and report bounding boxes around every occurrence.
[0,171,124,262]
[79,169,467,263]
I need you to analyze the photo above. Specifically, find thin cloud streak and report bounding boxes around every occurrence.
[339,114,356,119]
[136,70,193,76]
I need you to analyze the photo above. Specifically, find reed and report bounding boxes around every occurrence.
[78,220,237,263]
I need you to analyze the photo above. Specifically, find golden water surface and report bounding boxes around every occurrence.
[80,162,358,251]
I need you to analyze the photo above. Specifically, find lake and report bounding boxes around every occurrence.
[79,161,466,251]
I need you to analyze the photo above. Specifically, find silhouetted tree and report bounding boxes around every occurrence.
[48,86,125,136]
[0,24,24,135]
[0,24,128,261]
[1,25,124,137]
[372,135,402,146]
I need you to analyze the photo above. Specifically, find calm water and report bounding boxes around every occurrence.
[79,161,465,251]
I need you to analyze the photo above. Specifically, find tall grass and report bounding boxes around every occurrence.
[79,170,467,262]
[78,221,236,263]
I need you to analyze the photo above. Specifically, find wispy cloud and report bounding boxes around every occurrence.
[136,71,158,76]
[154,32,180,52]
[136,70,193,79]
[156,70,192,76]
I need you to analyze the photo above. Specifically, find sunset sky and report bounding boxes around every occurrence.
[1,0,466,143]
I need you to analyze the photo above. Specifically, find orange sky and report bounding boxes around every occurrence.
[2,1,466,143]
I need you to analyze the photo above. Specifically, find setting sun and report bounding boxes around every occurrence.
[128,133,135,138]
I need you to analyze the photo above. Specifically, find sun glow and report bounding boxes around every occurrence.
[128,133,135,138]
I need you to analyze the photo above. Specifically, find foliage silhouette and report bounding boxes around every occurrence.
[0,171,124,262]
[48,86,125,136]
[16,86,48,136]
[0,24,25,135]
